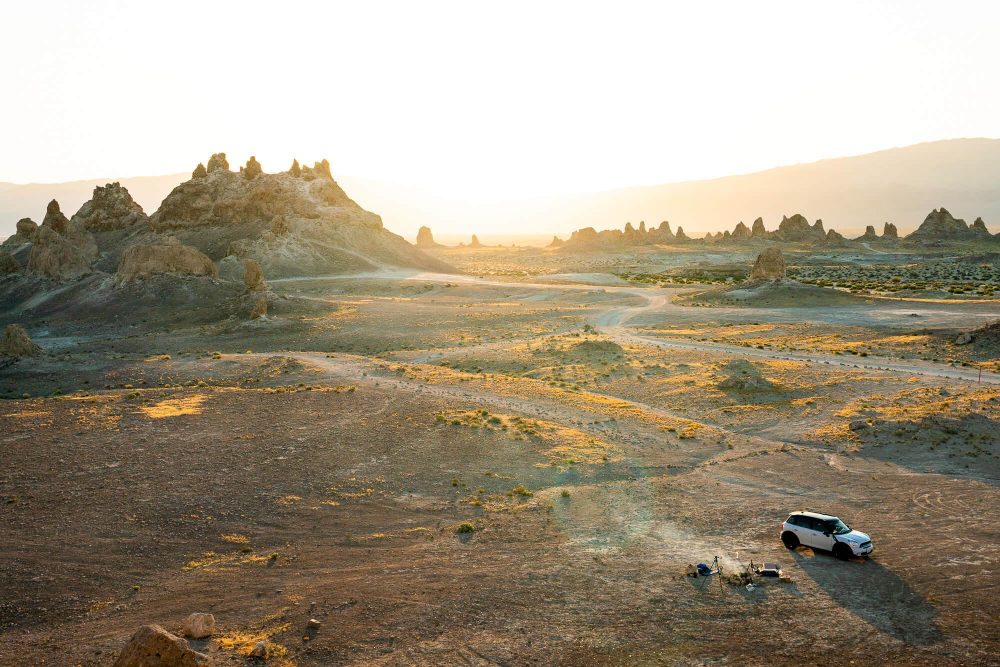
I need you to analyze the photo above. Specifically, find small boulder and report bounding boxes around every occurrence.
[243,259,266,291]
[192,163,207,179]
[849,419,870,432]
[0,324,42,357]
[748,247,786,281]
[249,640,269,659]
[954,332,974,345]
[717,359,773,391]
[112,624,208,667]
[181,612,215,640]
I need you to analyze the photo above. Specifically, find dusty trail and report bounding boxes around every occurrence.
[594,290,1000,385]
[307,270,1000,385]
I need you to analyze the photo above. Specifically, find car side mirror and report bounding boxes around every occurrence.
[823,531,831,537]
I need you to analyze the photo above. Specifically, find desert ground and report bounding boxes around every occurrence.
[2,242,1000,666]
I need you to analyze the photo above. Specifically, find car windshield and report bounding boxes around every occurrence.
[826,518,851,535]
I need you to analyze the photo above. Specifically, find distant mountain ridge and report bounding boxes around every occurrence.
[3,138,1000,242]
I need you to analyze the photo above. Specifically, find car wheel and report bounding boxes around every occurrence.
[781,531,799,549]
[833,542,852,560]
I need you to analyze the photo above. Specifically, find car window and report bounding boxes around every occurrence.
[787,515,801,527]
[807,518,825,532]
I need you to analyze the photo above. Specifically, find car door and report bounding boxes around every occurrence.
[808,518,836,551]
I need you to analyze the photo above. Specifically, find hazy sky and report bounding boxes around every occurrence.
[2,1,998,199]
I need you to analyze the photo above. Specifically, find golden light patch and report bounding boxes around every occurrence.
[139,395,207,418]
[182,550,268,571]
[221,533,250,544]
[276,495,303,506]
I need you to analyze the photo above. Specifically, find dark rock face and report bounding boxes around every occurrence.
[883,222,898,239]
[971,217,990,236]
[0,250,20,274]
[72,182,148,232]
[907,208,972,240]
[415,226,440,248]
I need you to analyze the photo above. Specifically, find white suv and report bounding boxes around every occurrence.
[781,510,873,560]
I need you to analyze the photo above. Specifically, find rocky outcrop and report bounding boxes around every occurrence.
[116,239,217,284]
[192,162,207,179]
[825,229,847,245]
[971,217,991,236]
[857,225,879,241]
[249,295,268,319]
[2,218,39,247]
[0,324,41,357]
[0,250,20,274]
[27,216,98,281]
[415,226,441,248]
[674,226,690,241]
[242,258,266,291]
[731,221,751,239]
[748,247,786,281]
[289,158,302,177]
[71,182,148,232]
[112,624,208,667]
[547,235,565,248]
[206,152,229,173]
[241,156,263,180]
[882,222,898,239]
[751,217,767,238]
[41,199,70,234]
[776,214,824,242]
[907,208,972,240]
[148,154,452,276]
[469,234,482,248]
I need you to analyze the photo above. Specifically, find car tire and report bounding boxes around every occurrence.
[781,531,799,549]
[833,542,852,560]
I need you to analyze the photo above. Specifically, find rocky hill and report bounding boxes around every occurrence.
[906,207,993,242]
[2,154,453,282]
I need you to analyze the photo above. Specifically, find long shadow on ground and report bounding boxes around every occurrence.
[791,549,942,645]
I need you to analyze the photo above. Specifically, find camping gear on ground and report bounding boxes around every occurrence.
[759,562,782,577]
